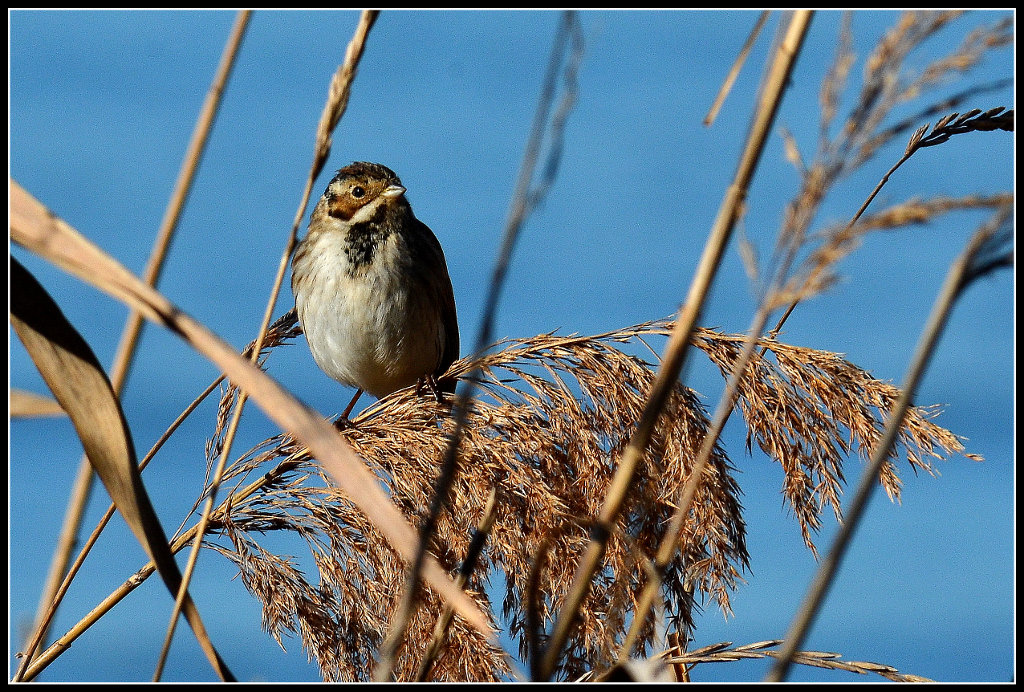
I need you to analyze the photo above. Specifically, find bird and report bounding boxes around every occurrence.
[291,161,459,419]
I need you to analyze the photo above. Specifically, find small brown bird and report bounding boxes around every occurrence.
[291,162,459,418]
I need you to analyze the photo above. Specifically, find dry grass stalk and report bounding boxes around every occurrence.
[704,10,771,127]
[818,192,1014,235]
[201,317,967,681]
[312,11,379,175]
[9,389,65,417]
[663,639,932,682]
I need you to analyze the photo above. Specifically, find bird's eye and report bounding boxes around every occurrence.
[351,186,366,199]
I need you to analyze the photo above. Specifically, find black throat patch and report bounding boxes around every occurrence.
[343,204,393,271]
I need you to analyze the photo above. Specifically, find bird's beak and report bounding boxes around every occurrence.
[382,184,406,199]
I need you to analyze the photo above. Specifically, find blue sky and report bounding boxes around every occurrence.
[9,10,1014,682]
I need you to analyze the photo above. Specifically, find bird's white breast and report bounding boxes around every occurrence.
[295,229,443,398]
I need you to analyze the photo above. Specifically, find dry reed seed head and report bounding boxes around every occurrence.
[864,11,963,79]
[692,329,964,553]
[914,107,1014,152]
[209,323,742,679]
[769,193,1014,311]
[827,193,1015,234]
[818,12,855,138]
[198,320,970,680]
[812,10,1011,172]
[846,10,931,143]
[775,94,1013,308]
[913,17,1015,93]
[855,13,1011,164]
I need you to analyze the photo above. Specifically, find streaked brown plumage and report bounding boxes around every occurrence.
[291,162,459,412]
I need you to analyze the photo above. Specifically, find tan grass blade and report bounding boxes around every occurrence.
[9,178,493,640]
[27,14,254,673]
[13,375,227,682]
[9,258,234,681]
[10,389,65,417]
